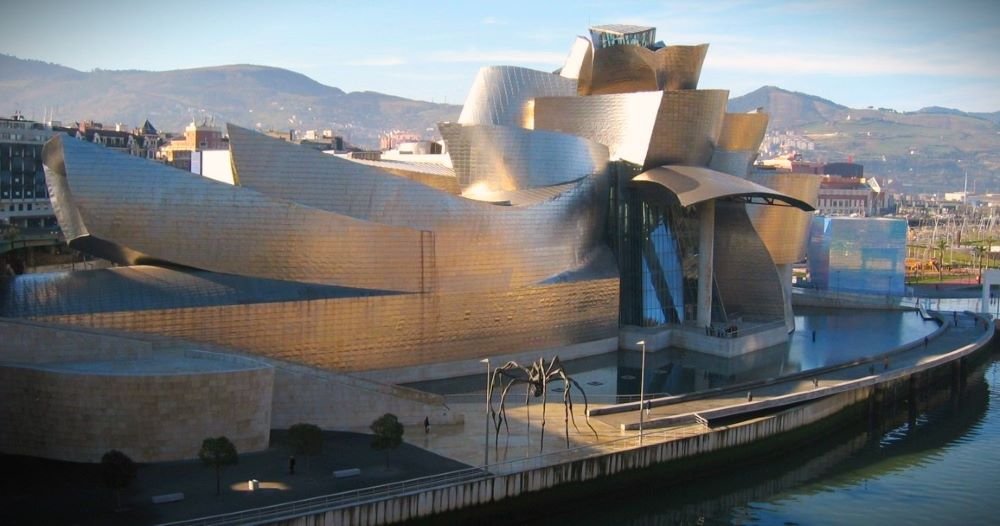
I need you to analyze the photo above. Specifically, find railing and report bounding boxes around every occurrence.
[442,391,673,406]
[157,468,491,526]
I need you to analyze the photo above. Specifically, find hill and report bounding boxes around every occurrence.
[0,54,461,148]
[730,86,1000,194]
[728,86,847,129]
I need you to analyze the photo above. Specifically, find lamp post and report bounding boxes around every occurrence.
[637,340,646,445]
[480,358,490,468]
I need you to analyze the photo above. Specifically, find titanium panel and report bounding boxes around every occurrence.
[650,44,709,91]
[533,91,662,165]
[717,113,769,151]
[534,90,729,169]
[747,172,822,264]
[0,265,398,318]
[457,66,577,127]
[43,134,426,292]
[708,150,757,178]
[580,44,708,95]
[581,44,657,96]
[345,158,459,194]
[29,276,620,373]
[439,123,609,190]
[559,36,593,80]
[713,201,785,323]
[645,89,728,169]
[630,165,815,210]
[228,126,612,292]
[228,124,467,225]
[459,180,584,206]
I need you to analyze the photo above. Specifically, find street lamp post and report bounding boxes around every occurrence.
[637,340,646,445]
[480,358,490,468]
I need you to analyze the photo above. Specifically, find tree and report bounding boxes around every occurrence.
[288,423,323,472]
[101,449,137,511]
[198,436,238,496]
[370,413,404,468]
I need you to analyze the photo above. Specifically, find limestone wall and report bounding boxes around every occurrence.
[0,361,273,463]
[0,319,274,463]
[269,362,461,430]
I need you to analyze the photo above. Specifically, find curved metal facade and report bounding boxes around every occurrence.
[579,43,708,95]
[47,131,613,295]
[457,66,577,128]
[20,22,822,378]
[747,172,822,264]
[44,135,427,292]
[533,90,729,169]
[631,165,814,210]
[439,123,608,190]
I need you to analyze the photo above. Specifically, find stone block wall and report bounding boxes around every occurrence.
[0,361,273,463]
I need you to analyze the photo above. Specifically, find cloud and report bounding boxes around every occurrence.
[430,49,566,64]
[343,57,406,67]
[705,46,999,78]
[481,16,505,25]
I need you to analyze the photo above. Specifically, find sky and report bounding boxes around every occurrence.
[2,0,998,112]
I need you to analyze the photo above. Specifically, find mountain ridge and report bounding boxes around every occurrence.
[1,54,998,192]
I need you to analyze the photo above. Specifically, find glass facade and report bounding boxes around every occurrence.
[807,216,907,297]
[613,164,701,328]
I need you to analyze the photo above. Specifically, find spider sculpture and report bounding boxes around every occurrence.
[487,356,598,453]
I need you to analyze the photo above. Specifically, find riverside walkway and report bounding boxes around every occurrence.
[413,310,988,473]
[154,309,991,525]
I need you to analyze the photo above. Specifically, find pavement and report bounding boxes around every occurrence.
[1,308,990,525]
[0,430,468,526]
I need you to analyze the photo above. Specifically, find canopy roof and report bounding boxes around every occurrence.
[631,165,815,210]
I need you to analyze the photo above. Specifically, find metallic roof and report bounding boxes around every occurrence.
[0,265,398,318]
[630,165,816,210]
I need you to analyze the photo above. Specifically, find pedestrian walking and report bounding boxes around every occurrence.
[424,416,430,434]
[289,455,296,475]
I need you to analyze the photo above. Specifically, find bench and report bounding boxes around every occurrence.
[333,468,361,478]
[152,492,184,504]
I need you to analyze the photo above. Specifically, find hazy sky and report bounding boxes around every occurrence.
[3,0,998,111]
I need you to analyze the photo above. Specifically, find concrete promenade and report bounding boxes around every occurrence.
[405,310,985,474]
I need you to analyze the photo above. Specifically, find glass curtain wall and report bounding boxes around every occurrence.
[613,164,701,328]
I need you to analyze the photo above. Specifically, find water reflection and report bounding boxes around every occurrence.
[408,309,938,399]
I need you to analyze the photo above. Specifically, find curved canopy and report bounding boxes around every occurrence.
[631,165,815,211]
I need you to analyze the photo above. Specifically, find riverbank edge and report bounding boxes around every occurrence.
[175,315,996,526]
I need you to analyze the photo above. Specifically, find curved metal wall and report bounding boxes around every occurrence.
[457,66,577,127]
[580,44,658,95]
[46,128,614,294]
[439,123,609,190]
[559,36,593,80]
[579,43,708,95]
[534,90,728,169]
[708,150,757,178]
[717,113,769,151]
[650,44,709,91]
[747,172,822,264]
[43,135,426,292]
[713,201,785,323]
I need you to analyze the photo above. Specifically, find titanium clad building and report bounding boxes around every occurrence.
[0,23,820,461]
